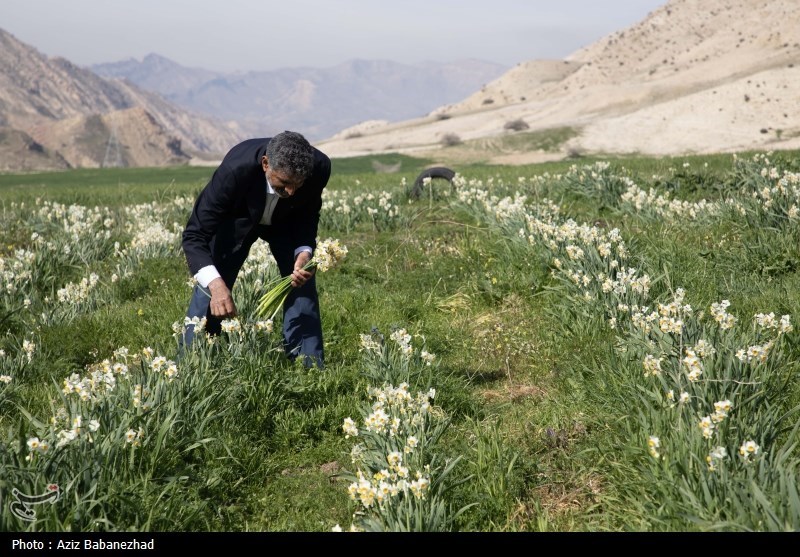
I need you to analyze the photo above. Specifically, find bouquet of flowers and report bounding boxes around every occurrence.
[256,238,348,320]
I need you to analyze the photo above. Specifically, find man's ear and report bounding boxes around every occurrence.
[261,156,269,172]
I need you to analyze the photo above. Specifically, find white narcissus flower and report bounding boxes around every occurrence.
[342,417,358,438]
[739,440,760,462]
[647,436,661,459]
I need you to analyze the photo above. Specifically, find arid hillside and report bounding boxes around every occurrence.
[317,0,800,165]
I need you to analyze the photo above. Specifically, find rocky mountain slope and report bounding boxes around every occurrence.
[0,28,241,170]
[317,0,800,164]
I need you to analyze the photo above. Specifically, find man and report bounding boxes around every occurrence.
[181,131,331,368]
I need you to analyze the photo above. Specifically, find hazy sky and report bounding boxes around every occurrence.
[3,0,667,72]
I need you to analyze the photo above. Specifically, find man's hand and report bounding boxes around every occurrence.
[208,277,237,318]
[291,251,315,288]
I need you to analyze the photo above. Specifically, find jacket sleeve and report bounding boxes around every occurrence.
[182,163,238,275]
[290,153,331,252]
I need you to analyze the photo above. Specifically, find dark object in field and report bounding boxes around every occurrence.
[411,166,456,199]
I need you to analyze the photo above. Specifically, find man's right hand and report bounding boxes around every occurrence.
[208,277,237,318]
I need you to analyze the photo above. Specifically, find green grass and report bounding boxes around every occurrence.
[0,166,213,203]
[330,153,434,176]
[2,148,800,532]
[493,126,580,152]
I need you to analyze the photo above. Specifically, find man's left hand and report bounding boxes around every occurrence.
[291,251,314,288]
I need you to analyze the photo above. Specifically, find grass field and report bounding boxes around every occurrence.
[1,148,800,532]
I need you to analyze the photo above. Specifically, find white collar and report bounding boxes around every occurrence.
[266,176,277,195]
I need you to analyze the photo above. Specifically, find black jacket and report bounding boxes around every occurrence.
[182,137,331,276]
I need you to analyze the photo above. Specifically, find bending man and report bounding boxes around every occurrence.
[181,131,331,368]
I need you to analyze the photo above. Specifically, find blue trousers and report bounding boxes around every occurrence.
[181,224,324,368]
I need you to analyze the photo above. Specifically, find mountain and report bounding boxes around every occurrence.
[316,0,800,164]
[0,28,243,170]
[8,0,794,170]
[91,55,509,142]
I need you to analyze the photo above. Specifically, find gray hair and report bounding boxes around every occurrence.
[265,131,315,179]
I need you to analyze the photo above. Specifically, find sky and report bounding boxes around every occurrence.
[2,0,668,72]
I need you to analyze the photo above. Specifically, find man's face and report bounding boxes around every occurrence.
[262,156,304,198]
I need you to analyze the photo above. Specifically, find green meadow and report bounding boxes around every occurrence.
[1,149,800,532]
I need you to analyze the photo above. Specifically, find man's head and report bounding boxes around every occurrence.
[262,131,315,198]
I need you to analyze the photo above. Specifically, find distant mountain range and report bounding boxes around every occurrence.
[0,28,507,171]
[10,0,793,172]
[91,54,509,142]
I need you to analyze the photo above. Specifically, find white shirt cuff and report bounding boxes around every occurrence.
[295,246,313,258]
[195,265,221,288]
